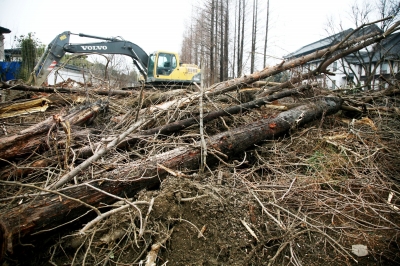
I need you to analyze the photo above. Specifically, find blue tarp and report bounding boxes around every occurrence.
[0,62,21,81]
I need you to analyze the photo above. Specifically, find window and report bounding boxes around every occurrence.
[147,54,155,78]
[332,80,336,89]
[380,62,388,74]
[171,56,177,68]
[333,62,337,72]
[156,53,177,76]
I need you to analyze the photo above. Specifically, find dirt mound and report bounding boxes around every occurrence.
[41,165,400,265]
[42,177,263,265]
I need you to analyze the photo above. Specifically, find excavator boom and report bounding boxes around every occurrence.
[63,40,148,77]
[33,31,201,86]
[33,31,149,86]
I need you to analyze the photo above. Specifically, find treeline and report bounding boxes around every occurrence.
[180,0,270,87]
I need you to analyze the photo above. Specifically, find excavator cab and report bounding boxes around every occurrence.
[147,52,177,79]
[146,51,201,84]
[156,53,176,75]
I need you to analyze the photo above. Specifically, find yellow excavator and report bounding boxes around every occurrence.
[33,31,201,86]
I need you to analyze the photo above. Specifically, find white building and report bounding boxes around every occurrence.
[47,64,90,85]
[284,25,400,90]
[0,26,11,62]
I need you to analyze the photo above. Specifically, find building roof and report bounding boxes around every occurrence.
[285,25,382,59]
[4,48,21,55]
[345,31,400,64]
[380,31,400,60]
[0,26,11,34]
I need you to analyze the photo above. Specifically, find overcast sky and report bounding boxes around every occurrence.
[1,0,360,62]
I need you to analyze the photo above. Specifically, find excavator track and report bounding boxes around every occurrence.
[122,83,197,91]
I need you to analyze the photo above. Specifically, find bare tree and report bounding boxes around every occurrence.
[219,0,224,81]
[351,0,373,26]
[180,0,271,83]
[263,0,270,68]
[210,0,216,84]
[237,0,246,77]
[376,0,400,30]
[232,0,237,78]
[250,0,258,73]
[223,0,229,80]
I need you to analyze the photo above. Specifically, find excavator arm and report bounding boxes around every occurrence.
[33,31,149,86]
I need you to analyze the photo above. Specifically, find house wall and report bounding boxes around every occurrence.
[295,60,353,90]
[359,61,399,76]
[286,30,400,91]
[47,68,89,85]
[354,60,399,89]
[326,60,349,89]
[293,58,399,90]
[0,34,5,61]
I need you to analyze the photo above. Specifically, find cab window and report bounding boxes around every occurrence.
[147,54,155,78]
[157,53,177,76]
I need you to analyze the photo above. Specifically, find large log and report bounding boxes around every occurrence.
[0,100,108,161]
[0,82,138,97]
[0,96,343,259]
[0,94,85,119]
[0,128,97,180]
[0,98,51,119]
[77,86,310,159]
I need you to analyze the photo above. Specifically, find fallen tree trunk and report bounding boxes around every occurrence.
[77,85,311,159]
[0,98,51,119]
[111,89,189,125]
[118,86,311,147]
[0,100,108,161]
[0,128,98,180]
[0,96,343,259]
[0,94,86,119]
[0,82,138,97]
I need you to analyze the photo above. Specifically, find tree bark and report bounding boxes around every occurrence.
[250,0,258,73]
[0,82,138,97]
[0,101,107,161]
[0,96,342,259]
[237,0,245,77]
[0,128,96,180]
[0,94,85,119]
[263,0,269,68]
[223,0,229,81]
[219,0,224,82]
[210,0,215,84]
[77,86,311,159]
